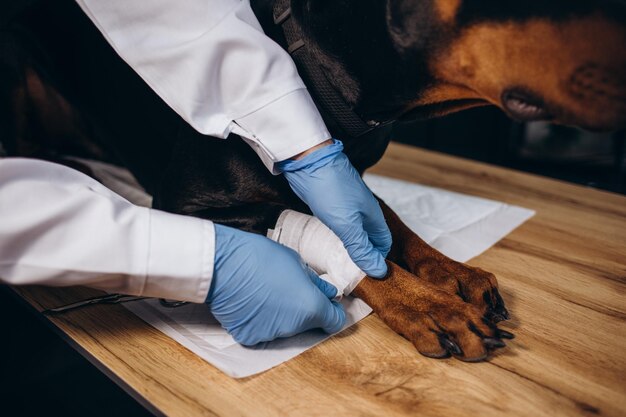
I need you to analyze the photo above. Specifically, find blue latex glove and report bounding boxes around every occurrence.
[277,139,392,278]
[207,224,346,346]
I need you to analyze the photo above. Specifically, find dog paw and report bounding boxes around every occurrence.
[353,262,514,361]
[406,256,509,323]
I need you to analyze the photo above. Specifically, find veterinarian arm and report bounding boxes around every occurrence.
[0,158,213,302]
[74,0,330,172]
[73,0,391,277]
[278,140,392,278]
[0,159,345,344]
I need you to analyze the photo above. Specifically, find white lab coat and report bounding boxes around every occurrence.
[1,0,330,301]
[0,158,214,303]
[75,0,331,172]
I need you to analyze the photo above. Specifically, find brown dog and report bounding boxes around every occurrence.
[1,0,625,361]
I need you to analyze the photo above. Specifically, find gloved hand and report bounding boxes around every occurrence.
[207,224,346,346]
[277,139,392,278]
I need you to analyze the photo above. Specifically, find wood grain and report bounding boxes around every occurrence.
[12,143,626,417]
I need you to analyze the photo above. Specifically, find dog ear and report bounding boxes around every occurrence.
[385,0,439,53]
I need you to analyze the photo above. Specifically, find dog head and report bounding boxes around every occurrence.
[296,0,626,131]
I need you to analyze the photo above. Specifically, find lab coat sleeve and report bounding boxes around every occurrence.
[0,158,214,303]
[74,0,331,173]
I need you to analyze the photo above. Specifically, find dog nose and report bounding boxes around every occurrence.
[567,62,626,130]
[501,88,552,122]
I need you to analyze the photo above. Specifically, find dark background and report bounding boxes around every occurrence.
[0,288,153,417]
[393,107,626,195]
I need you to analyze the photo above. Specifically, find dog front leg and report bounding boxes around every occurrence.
[268,210,512,361]
[352,261,513,361]
[377,197,510,322]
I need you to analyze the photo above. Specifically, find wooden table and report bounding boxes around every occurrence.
[11,143,626,417]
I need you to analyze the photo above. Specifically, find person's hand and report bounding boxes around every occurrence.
[207,224,346,346]
[277,139,392,278]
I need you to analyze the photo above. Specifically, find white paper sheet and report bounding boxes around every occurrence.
[363,174,535,263]
[118,172,533,378]
[124,295,373,378]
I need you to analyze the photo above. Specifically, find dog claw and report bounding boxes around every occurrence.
[483,337,506,349]
[496,329,515,340]
[487,312,506,323]
[483,289,510,323]
[438,334,463,355]
[492,289,510,320]
[484,310,508,325]
[483,291,494,309]
[421,350,451,359]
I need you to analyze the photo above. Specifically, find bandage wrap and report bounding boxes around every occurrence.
[267,210,366,296]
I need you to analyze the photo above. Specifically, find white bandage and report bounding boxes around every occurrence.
[267,210,366,297]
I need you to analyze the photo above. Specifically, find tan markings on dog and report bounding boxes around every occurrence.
[25,68,77,137]
[427,14,626,130]
[433,0,461,23]
[405,83,490,118]
[12,68,105,159]
[352,261,498,361]
[349,197,511,362]
[377,198,501,315]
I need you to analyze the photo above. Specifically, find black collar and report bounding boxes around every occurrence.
[268,0,393,137]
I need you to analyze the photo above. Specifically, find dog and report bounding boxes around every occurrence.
[1,0,625,361]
